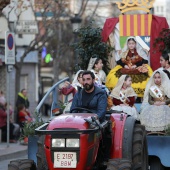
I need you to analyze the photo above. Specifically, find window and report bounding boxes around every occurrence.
[20,75,28,92]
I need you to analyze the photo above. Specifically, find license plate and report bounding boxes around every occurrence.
[54,152,77,168]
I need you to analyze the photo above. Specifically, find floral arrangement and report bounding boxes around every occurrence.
[20,111,45,139]
[154,28,170,53]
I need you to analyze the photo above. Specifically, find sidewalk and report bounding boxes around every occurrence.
[0,116,50,162]
[0,142,27,161]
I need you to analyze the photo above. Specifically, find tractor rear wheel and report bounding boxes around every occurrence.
[132,124,148,170]
[149,156,164,170]
[36,136,48,170]
[106,158,131,170]
[8,159,36,170]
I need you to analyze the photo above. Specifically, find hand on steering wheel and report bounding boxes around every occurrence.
[70,107,94,113]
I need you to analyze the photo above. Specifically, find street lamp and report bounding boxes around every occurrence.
[70,14,82,72]
[70,14,82,33]
[9,21,15,32]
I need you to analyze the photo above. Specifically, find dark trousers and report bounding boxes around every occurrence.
[96,122,112,164]
[0,123,15,141]
[102,128,112,161]
[44,104,50,116]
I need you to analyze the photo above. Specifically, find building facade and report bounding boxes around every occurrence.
[153,0,170,26]
[0,0,39,116]
[0,0,169,118]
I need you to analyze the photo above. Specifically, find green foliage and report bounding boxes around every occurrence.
[20,110,45,139]
[71,22,113,74]
[154,28,170,53]
[58,100,67,110]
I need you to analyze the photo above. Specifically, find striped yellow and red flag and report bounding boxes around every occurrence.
[119,14,152,36]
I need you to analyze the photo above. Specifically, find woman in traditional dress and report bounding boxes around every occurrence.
[87,57,110,95]
[140,70,170,132]
[87,57,106,85]
[158,51,170,79]
[106,36,153,97]
[159,51,170,73]
[109,75,139,120]
[61,70,84,113]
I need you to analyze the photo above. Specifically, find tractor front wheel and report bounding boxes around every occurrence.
[8,159,36,170]
[132,124,148,170]
[106,158,132,170]
[36,136,48,170]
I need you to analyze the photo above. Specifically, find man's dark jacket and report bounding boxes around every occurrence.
[70,86,107,121]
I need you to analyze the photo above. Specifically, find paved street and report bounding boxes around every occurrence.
[0,142,27,170]
[0,154,27,170]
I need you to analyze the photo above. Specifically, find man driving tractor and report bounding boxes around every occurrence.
[70,70,107,122]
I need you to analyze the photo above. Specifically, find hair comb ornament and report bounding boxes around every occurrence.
[168,53,170,62]
[87,57,97,70]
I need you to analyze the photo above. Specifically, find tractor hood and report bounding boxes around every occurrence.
[47,113,98,130]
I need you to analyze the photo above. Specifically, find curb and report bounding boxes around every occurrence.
[0,149,27,162]
[0,144,27,161]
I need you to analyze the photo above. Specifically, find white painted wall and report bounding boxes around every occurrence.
[0,17,9,39]
[2,0,36,46]
[153,0,170,26]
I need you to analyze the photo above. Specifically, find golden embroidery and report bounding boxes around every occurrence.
[115,68,149,83]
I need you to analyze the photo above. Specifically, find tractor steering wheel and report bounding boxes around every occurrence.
[70,107,94,113]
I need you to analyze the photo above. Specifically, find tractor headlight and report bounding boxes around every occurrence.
[52,139,65,147]
[66,139,79,147]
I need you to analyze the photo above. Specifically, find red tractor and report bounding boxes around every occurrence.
[8,78,148,170]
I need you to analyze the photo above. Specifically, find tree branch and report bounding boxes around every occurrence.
[89,1,100,21]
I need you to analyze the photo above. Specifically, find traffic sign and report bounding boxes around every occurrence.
[5,31,15,65]
[16,20,38,34]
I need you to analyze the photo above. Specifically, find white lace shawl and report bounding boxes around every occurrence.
[143,70,170,103]
[120,36,148,61]
[110,75,137,100]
